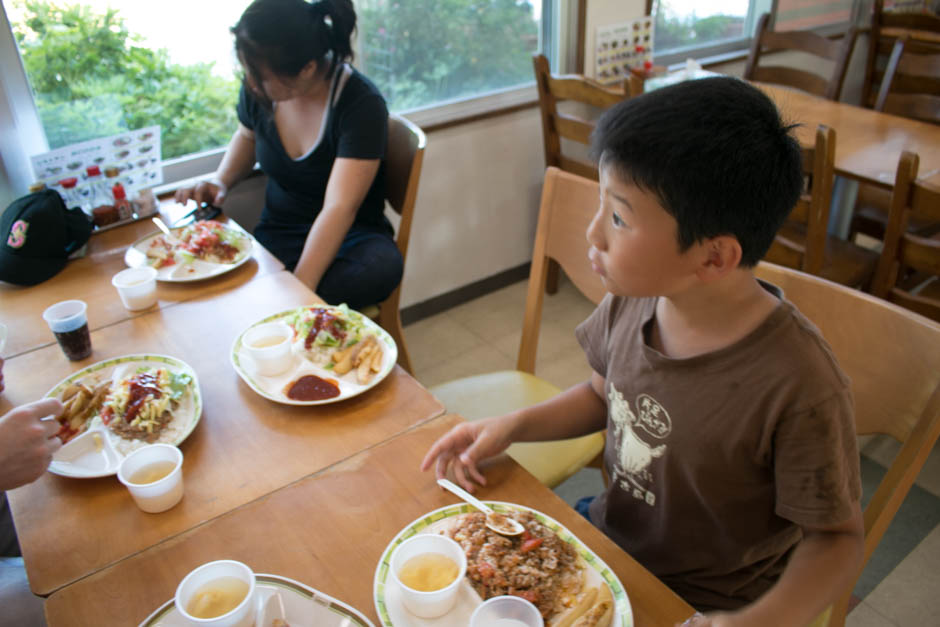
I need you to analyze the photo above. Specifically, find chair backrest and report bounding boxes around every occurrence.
[517,167,606,372]
[862,0,940,108]
[764,125,835,276]
[743,12,857,100]
[754,261,940,627]
[870,151,940,322]
[385,113,427,261]
[873,35,940,123]
[532,54,636,182]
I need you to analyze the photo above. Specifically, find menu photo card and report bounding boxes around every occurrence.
[594,16,654,86]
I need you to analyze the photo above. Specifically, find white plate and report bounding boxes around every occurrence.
[230,305,398,406]
[124,222,253,282]
[45,354,202,478]
[373,502,633,627]
[140,573,374,626]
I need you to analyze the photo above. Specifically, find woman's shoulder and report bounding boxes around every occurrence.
[338,66,387,107]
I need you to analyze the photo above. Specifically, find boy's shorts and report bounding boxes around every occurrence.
[575,496,595,522]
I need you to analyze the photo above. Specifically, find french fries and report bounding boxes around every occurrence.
[570,583,613,627]
[56,379,110,442]
[330,334,384,384]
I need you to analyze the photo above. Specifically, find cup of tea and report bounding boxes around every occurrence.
[241,322,293,377]
[117,444,184,513]
[469,595,544,627]
[175,560,257,627]
[111,266,158,311]
[42,299,92,361]
[389,533,467,618]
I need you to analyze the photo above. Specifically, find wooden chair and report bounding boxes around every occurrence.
[754,261,940,627]
[861,0,940,109]
[430,167,606,488]
[361,114,427,374]
[870,151,940,322]
[874,34,940,123]
[763,125,878,288]
[744,12,857,101]
[533,54,638,294]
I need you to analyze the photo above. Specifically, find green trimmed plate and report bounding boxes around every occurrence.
[373,502,633,626]
[124,222,253,282]
[45,354,202,478]
[230,304,398,406]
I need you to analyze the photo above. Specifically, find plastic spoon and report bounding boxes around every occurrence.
[436,478,524,536]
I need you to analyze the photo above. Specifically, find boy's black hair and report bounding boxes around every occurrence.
[590,76,803,267]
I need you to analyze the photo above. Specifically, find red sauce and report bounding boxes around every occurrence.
[303,308,347,349]
[124,373,162,423]
[285,375,340,401]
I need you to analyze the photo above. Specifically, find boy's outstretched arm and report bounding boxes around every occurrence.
[683,503,864,627]
[420,372,609,492]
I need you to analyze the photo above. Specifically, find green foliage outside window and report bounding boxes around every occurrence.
[12,1,239,160]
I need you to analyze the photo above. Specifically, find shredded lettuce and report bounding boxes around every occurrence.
[169,372,192,401]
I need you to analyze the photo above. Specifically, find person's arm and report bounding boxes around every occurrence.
[0,399,64,491]
[684,503,864,627]
[420,372,609,492]
[174,124,257,206]
[292,157,380,290]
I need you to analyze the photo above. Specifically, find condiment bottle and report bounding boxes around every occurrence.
[57,177,81,212]
[28,182,47,193]
[111,183,133,220]
[83,165,112,215]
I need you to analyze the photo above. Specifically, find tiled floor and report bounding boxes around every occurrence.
[405,276,940,626]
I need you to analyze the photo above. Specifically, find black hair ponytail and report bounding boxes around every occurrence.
[233,0,358,86]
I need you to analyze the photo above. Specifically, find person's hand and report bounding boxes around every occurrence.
[676,611,743,627]
[419,416,516,493]
[174,179,227,207]
[0,398,64,491]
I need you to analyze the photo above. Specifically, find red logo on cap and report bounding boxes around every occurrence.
[7,220,28,248]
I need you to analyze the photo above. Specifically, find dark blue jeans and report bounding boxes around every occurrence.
[256,222,403,310]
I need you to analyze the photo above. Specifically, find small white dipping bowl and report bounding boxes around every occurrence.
[470,594,545,627]
[117,444,183,513]
[174,560,256,627]
[112,266,158,311]
[241,322,293,377]
[389,533,467,619]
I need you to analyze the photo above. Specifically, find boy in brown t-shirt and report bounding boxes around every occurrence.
[421,77,863,626]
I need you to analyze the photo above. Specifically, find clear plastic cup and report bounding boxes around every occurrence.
[175,560,257,626]
[117,444,184,513]
[389,533,467,619]
[0,322,7,354]
[241,322,293,376]
[469,595,544,627]
[41,299,91,361]
[111,266,158,311]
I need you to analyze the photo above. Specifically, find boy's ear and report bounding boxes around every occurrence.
[695,235,743,282]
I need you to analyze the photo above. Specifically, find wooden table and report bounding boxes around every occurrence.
[44,414,696,627]
[3,270,445,596]
[757,83,940,189]
[0,211,283,359]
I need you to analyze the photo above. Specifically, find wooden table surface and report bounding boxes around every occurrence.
[44,414,696,627]
[3,270,445,596]
[758,83,940,189]
[0,212,283,359]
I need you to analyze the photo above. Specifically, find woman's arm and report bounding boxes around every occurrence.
[174,124,257,206]
[292,157,381,290]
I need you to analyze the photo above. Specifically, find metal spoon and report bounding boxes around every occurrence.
[436,478,525,536]
[151,216,179,244]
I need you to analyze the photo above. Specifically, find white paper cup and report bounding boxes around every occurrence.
[390,534,467,619]
[117,444,183,513]
[112,266,158,311]
[175,560,256,627]
[241,322,293,376]
[469,595,544,627]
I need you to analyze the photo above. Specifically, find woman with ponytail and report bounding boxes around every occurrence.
[175,0,401,309]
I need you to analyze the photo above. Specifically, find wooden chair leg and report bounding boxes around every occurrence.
[377,297,414,375]
[545,259,561,294]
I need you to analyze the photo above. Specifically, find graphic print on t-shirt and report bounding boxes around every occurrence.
[609,384,670,507]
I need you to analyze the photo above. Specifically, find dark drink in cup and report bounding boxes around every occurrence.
[53,324,92,360]
[42,300,92,362]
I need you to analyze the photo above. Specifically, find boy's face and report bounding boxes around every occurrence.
[586,164,703,298]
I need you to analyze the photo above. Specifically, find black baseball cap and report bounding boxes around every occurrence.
[0,189,92,286]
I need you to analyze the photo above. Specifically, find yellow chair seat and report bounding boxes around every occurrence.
[430,370,605,488]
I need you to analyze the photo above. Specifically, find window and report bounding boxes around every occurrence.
[0,0,546,194]
[652,0,855,65]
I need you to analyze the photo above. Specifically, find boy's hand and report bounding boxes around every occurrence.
[678,611,741,627]
[0,398,64,491]
[420,416,516,493]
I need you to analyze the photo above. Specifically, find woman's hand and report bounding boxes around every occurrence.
[419,415,518,493]
[174,180,227,207]
[0,398,64,490]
